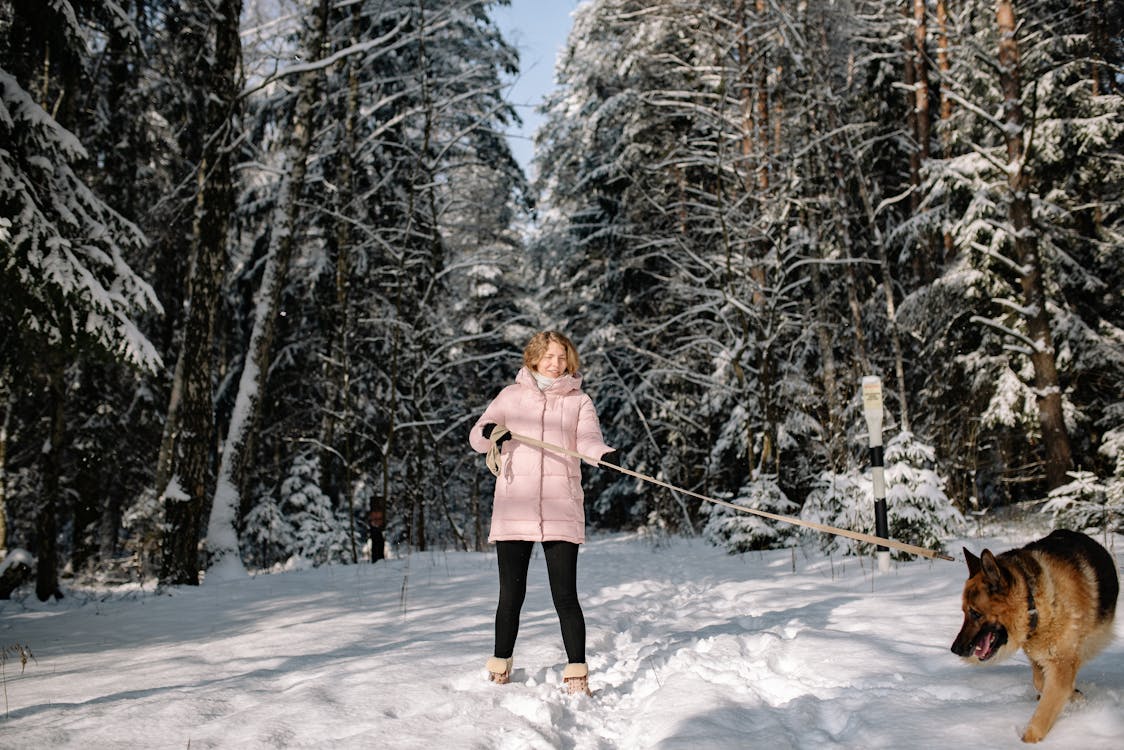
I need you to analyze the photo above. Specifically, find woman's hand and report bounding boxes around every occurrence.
[483,422,512,448]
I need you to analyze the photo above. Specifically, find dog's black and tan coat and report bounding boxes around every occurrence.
[951,529,1119,743]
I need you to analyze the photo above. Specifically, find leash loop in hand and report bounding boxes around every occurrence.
[485,426,511,477]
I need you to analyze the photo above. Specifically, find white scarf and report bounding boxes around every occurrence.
[532,372,556,391]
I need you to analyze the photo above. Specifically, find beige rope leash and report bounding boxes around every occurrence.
[485,426,511,477]
[485,427,953,562]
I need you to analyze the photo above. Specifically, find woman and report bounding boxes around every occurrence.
[469,331,616,696]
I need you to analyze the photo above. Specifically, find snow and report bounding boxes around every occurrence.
[0,548,32,578]
[161,474,189,502]
[2,531,1121,749]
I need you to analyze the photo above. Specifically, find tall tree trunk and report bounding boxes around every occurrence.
[737,0,775,470]
[736,0,770,194]
[381,326,400,547]
[739,0,769,305]
[319,0,362,561]
[935,0,953,148]
[154,3,213,501]
[206,0,330,578]
[0,370,9,553]
[471,472,484,552]
[908,0,938,282]
[935,0,955,262]
[1084,0,1110,97]
[160,0,243,586]
[809,238,845,471]
[154,354,186,498]
[98,473,125,561]
[996,1,1073,488]
[1083,0,1110,229]
[911,0,932,165]
[409,0,443,552]
[903,3,921,212]
[35,358,65,601]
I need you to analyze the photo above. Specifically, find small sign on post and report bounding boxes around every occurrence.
[862,376,890,572]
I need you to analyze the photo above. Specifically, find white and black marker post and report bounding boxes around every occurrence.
[862,376,891,572]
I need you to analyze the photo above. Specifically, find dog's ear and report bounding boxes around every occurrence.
[963,547,981,576]
[980,549,1007,591]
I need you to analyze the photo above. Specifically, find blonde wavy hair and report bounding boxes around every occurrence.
[522,331,580,375]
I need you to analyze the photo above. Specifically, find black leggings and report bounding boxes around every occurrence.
[494,540,585,664]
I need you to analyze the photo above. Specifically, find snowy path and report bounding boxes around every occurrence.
[1,533,1121,748]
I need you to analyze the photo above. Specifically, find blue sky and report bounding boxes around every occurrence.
[492,0,583,178]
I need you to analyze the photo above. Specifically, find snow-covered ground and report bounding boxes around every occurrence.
[2,526,1121,749]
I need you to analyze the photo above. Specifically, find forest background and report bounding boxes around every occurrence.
[0,0,1121,600]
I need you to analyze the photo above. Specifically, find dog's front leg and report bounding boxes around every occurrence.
[1022,658,1077,743]
[1029,659,1044,695]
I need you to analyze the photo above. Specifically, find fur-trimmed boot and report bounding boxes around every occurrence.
[486,656,513,684]
[562,662,591,696]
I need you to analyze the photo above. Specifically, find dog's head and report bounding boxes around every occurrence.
[950,547,1022,663]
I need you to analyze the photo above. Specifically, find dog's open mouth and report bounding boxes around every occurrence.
[971,627,1007,661]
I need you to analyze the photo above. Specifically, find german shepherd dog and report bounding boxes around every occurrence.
[951,529,1119,742]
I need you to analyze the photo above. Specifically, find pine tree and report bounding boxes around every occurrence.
[909,0,1123,498]
[800,431,963,559]
[1,2,162,598]
[701,477,801,553]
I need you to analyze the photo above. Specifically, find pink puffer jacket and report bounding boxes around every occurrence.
[470,367,613,544]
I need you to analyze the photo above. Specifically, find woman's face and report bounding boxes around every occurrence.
[534,341,568,378]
